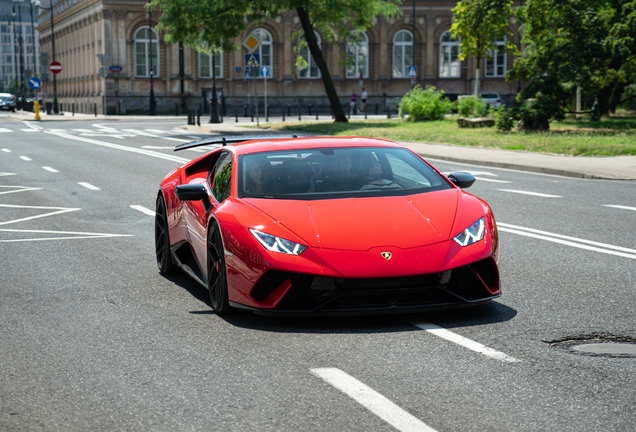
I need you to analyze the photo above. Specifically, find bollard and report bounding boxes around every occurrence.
[34,100,41,120]
[282,106,285,122]
[298,105,301,121]
[316,107,319,120]
[94,102,97,116]
[288,104,291,117]
[175,103,178,116]
[308,104,312,116]
[197,108,201,126]
[332,108,334,119]
[365,106,367,120]
[235,108,238,123]
[72,102,75,116]
[266,104,269,122]
[375,104,379,115]
[251,106,254,122]
[244,105,248,117]
[348,108,350,120]
[387,106,391,119]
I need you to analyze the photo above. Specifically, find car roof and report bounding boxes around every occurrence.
[229,136,402,156]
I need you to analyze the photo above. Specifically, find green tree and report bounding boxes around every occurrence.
[149,0,402,123]
[508,0,636,115]
[450,0,518,98]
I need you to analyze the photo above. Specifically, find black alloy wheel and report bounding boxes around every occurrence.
[155,195,177,274]
[207,221,233,314]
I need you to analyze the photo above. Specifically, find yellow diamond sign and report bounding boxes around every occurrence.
[242,34,262,53]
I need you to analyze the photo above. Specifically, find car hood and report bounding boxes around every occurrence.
[247,189,460,251]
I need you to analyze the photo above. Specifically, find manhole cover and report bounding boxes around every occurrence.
[550,337,636,358]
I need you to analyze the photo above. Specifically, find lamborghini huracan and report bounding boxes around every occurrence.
[155,135,500,315]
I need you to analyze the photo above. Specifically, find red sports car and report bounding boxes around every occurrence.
[155,135,500,315]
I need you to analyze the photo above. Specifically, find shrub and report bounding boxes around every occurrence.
[457,96,489,118]
[399,85,453,121]
[516,75,567,131]
[493,106,516,131]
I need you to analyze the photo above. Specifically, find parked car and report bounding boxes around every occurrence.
[156,135,501,315]
[0,93,16,112]
[480,92,503,109]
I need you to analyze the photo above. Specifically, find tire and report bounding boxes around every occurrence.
[207,220,233,314]
[155,194,178,275]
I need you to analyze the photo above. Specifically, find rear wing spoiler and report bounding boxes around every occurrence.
[174,134,300,152]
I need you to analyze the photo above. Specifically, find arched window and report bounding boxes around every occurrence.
[392,30,413,78]
[346,32,369,79]
[135,27,160,77]
[439,31,460,78]
[250,28,273,78]
[199,51,223,78]
[298,32,321,79]
[485,36,507,77]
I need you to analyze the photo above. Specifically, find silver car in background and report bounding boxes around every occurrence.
[0,93,16,112]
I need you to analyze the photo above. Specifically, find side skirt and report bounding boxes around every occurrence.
[171,240,208,289]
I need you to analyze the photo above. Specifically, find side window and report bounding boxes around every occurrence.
[211,152,233,203]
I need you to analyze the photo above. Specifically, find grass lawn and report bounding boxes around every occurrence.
[262,115,636,157]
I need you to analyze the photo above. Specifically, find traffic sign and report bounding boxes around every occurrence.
[50,61,62,74]
[28,77,42,90]
[245,69,252,80]
[260,66,270,78]
[245,53,260,68]
[109,65,122,72]
[408,65,416,77]
[99,66,109,78]
[242,34,262,53]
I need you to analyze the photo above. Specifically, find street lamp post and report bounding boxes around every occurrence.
[9,14,18,102]
[11,5,25,108]
[147,7,156,116]
[209,52,220,123]
[36,0,59,113]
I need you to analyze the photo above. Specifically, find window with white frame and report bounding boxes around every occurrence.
[250,28,272,78]
[134,27,160,77]
[485,36,507,77]
[346,32,369,79]
[298,32,321,79]
[199,51,223,78]
[439,31,461,78]
[392,30,413,78]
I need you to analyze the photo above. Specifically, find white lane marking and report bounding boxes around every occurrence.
[0,128,12,132]
[498,222,636,260]
[1,148,11,152]
[22,121,43,131]
[410,320,521,363]
[498,189,561,198]
[0,203,80,226]
[121,129,191,142]
[44,131,189,164]
[42,166,59,173]
[604,204,636,212]
[142,146,176,149]
[130,205,155,216]
[0,172,16,177]
[19,156,32,161]
[78,182,101,191]
[72,129,96,133]
[0,185,40,195]
[311,368,438,432]
[474,177,511,183]
[20,129,40,132]
[145,128,189,135]
[0,228,133,243]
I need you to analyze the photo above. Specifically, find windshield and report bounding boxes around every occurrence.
[0,96,14,102]
[239,147,450,199]
[480,93,498,99]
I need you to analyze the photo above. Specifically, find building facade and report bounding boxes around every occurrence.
[0,0,40,90]
[36,0,521,115]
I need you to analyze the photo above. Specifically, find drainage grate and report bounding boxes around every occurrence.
[549,336,636,358]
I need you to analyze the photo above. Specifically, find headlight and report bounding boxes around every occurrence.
[453,217,485,246]
[249,229,308,255]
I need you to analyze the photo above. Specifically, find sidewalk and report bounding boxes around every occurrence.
[10,110,636,180]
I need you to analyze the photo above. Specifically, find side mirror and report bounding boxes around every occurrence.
[174,184,213,212]
[447,172,476,189]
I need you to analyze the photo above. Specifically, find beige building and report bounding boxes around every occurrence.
[37,0,521,115]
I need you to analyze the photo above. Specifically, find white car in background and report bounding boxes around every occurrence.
[480,92,503,109]
[0,93,16,112]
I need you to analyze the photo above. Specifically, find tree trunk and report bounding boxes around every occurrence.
[296,7,348,123]
[608,81,626,114]
[596,84,613,116]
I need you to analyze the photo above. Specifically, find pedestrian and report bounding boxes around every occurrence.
[361,88,368,113]
[350,91,357,115]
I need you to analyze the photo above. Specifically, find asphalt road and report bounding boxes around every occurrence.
[1,115,635,432]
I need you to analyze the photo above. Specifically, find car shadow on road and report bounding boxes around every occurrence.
[165,274,517,334]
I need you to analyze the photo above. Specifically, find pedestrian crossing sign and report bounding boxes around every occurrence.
[245,54,260,68]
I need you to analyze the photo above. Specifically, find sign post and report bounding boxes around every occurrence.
[260,66,270,120]
[29,77,42,120]
[245,53,260,126]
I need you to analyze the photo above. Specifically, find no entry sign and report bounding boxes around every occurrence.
[49,61,62,74]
